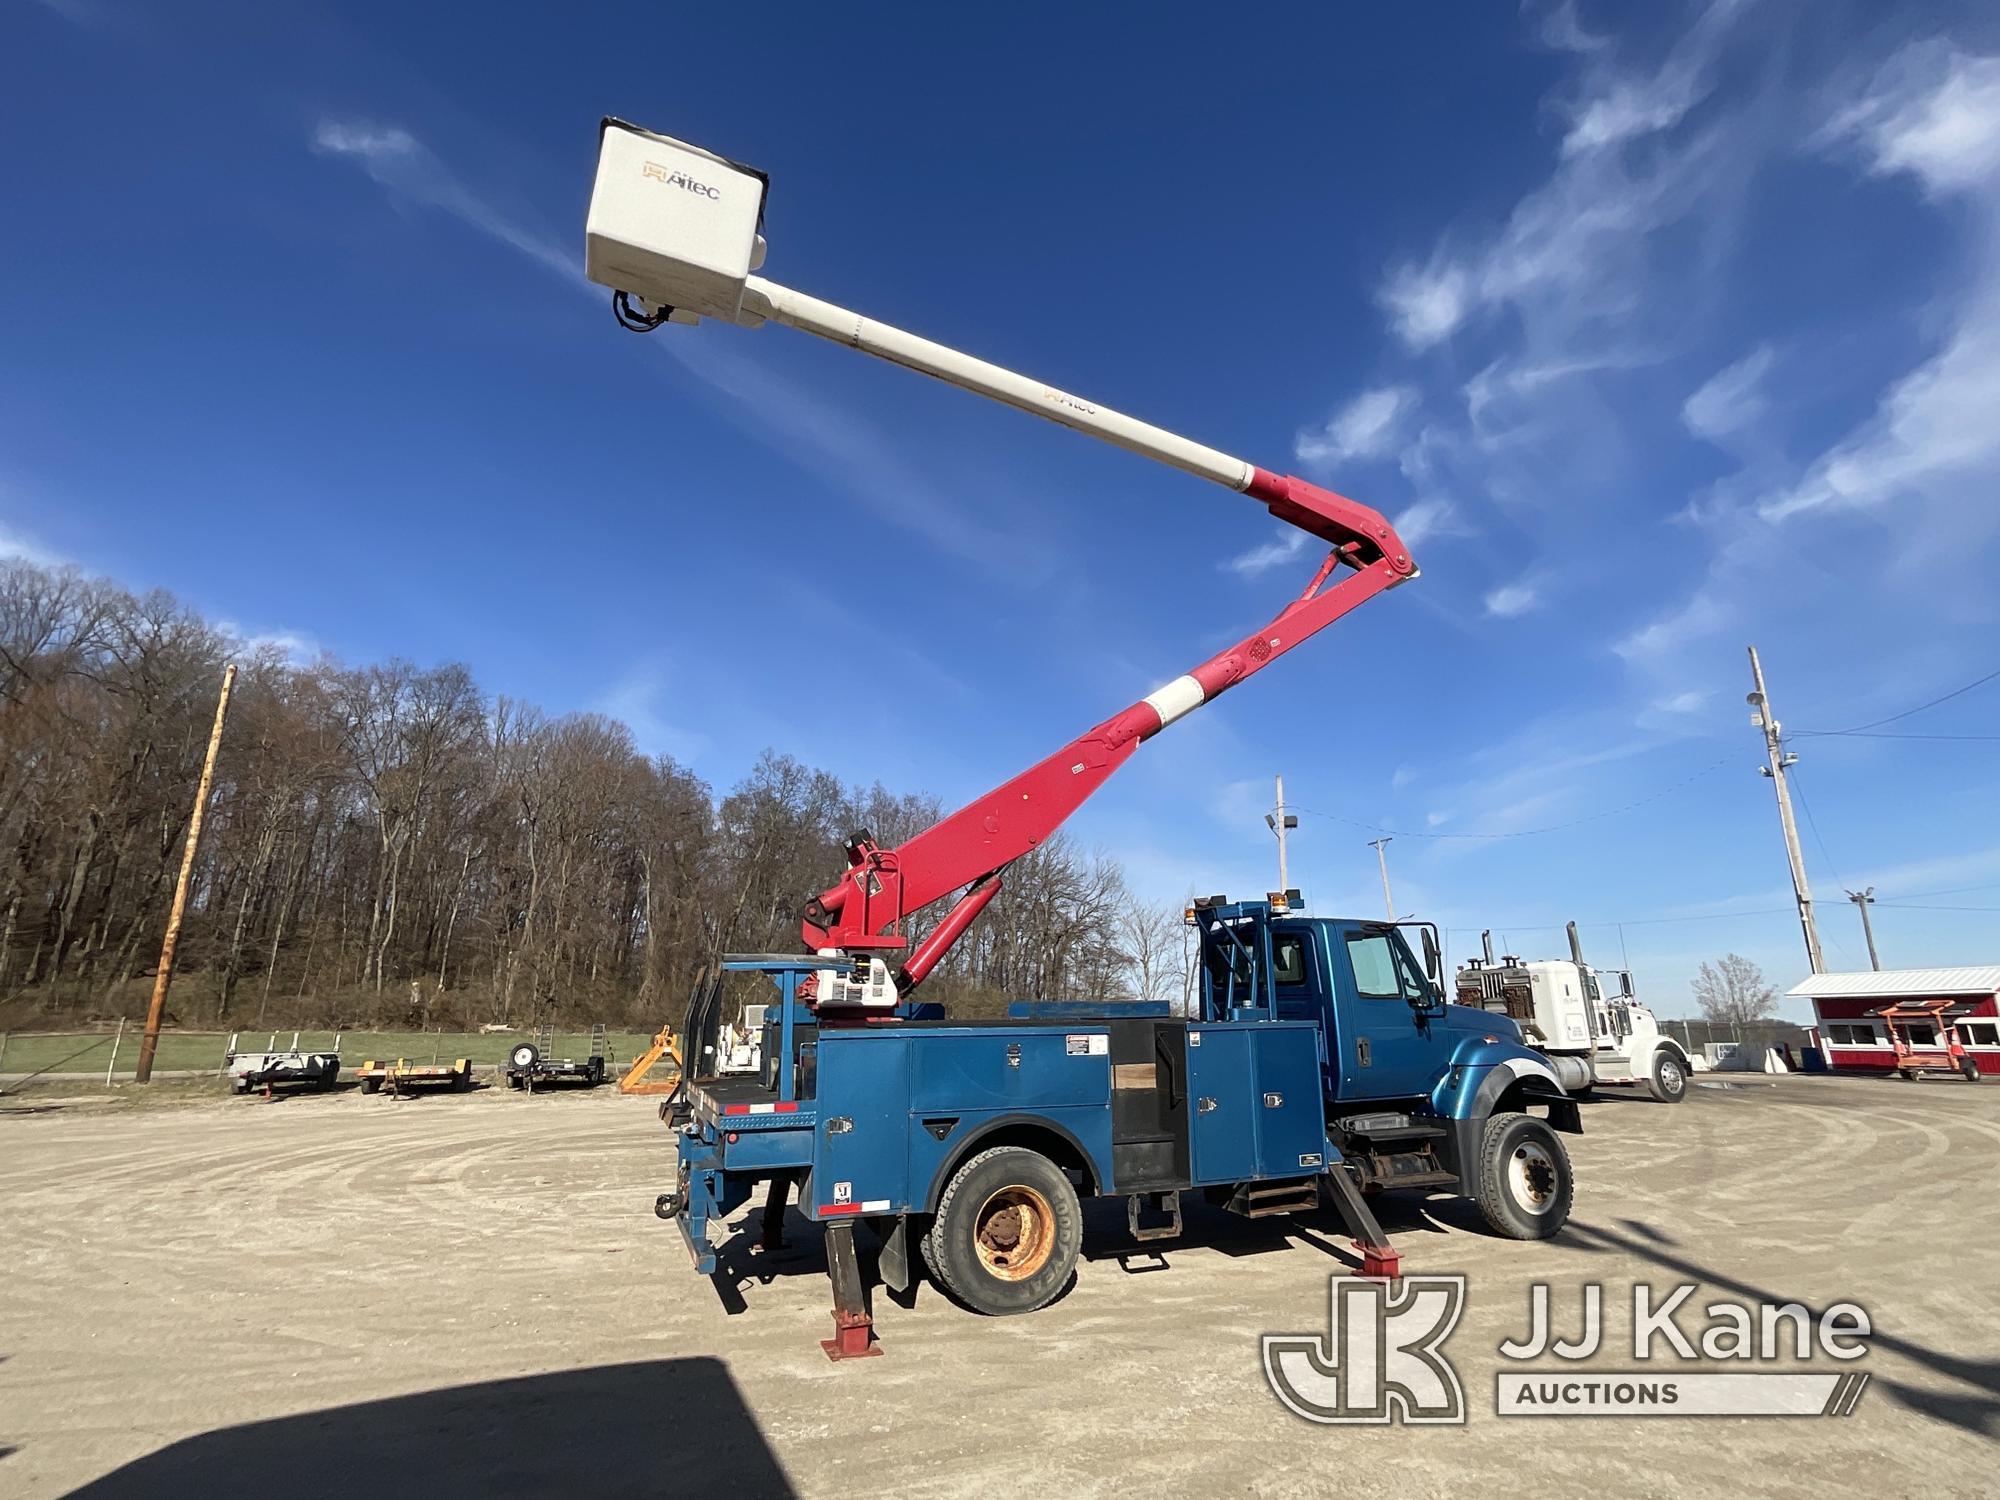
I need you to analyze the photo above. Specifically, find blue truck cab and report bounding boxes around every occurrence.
[658,897,1579,1346]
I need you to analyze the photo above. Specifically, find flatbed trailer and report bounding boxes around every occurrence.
[504,1024,609,1090]
[356,1057,474,1095]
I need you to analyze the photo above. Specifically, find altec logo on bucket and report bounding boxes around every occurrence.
[641,161,721,199]
[1263,1277,1872,1424]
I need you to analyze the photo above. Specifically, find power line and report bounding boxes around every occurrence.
[1444,906,1799,934]
[1885,881,2000,901]
[1793,664,2000,737]
[1791,730,2000,742]
[1294,752,1735,841]
[1786,768,1846,890]
[1877,902,2000,913]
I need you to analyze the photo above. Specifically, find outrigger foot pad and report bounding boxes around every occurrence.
[1321,1162,1402,1282]
[821,1309,883,1362]
[1353,1241,1403,1281]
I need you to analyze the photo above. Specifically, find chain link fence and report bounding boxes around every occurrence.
[1660,1017,1811,1060]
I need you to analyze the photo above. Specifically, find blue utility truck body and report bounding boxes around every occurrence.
[661,899,1579,1347]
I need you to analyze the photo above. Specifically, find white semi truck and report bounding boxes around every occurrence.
[1456,923,1692,1104]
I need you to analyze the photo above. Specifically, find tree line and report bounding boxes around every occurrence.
[0,559,1186,1032]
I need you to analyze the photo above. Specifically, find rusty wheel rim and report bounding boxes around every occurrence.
[972,1184,1056,1281]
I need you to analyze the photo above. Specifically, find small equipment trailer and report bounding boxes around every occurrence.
[584,120,1581,1360]
[356,1056,474,1095]
[226,1033,341,1096]
[1455,923,1693,1103]
[504,1023,609,1090]
[1874,998,1982,1081]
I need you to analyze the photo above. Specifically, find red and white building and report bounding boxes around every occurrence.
[1791,966,2000,1072]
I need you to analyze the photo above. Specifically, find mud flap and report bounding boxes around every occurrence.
[876,1213,912,1294]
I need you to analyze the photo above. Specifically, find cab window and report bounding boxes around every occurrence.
[1273,933,1308,986]
[1346,930,1431,1003]
[1346,933,1401,999]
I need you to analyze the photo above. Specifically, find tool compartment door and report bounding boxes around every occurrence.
[1250,1022,1327,1174]
[1186,1026,1258,1184]
[811,1034,913,1216]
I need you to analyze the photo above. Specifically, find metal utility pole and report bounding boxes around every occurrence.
[1745,646,1825,973]
[1368,837,1395,921]
[1845,887,1881,971]
[1264,775,1298,894]
[136,664,236,1083]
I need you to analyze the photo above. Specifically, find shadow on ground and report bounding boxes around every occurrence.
[61,1357,792,1499]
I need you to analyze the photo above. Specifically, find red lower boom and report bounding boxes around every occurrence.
[803,467,1415,989]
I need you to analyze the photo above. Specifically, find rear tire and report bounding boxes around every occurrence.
[1961,1057,1981,1083]
[1473,1111,1573,1240]
[1647,1049,1688,1104]
[362,1076,382,1094]
[929,1146,1081,1316]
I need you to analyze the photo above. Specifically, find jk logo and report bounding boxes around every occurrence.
[1263,1275,1467,1425]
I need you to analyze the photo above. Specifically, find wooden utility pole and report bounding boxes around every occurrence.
[1846,887,1881,971]
[1264,775,1297,894]
[1746,646,1825,973]
[136,664,236,1083]
[1368,837,1395,921]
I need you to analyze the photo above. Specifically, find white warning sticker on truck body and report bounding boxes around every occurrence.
[1065,1034,1110,1056]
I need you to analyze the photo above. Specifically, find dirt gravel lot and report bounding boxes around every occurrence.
[3,1072,1996,1499]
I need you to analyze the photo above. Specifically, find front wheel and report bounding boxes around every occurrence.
[1961,1056,1981,1083]
[1647,1049,1688,1104]
[928,1146,1082,1316]
[1473,1112,1573,1239]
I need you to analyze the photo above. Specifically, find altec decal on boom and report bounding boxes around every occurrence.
[584,118,1416,996]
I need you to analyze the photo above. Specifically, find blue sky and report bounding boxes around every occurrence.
[8,0,2000,1019]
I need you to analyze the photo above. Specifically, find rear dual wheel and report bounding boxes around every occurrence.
[927,1146,1081,1316]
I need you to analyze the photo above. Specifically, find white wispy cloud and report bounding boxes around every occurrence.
[1682,345,1775,443]
[312,120,583,286]
[0,522,64,568]
[1824,42,2000,196]
[1614,588,1725,661]
[1294,386,1417,468]
[1380,261,1471,351]
[1222,530,1309,578]
[1653,689,1708,714]
[595,656,711,765]
[1483,581,1543,619]
[1377,3,1744,355]
[1526,0,1608,57]
[1390,496,1470,550]
[218,620,320,666]
[1759,47,2000,532]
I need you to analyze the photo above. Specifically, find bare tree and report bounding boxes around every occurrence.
[1692,954,1776,1027]
[0,555,1154,1033]
[1120,899,1188,1007]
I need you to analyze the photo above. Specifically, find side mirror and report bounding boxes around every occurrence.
[1422,927,1441,983]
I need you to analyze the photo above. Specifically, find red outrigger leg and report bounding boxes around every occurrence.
[820,1221,883,1361]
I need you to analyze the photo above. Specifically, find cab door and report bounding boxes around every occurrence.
[1333,923,1445,1101]
[1269,923,1337,1099]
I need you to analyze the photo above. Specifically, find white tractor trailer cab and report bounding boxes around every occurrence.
[1456,922,1692,1104]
